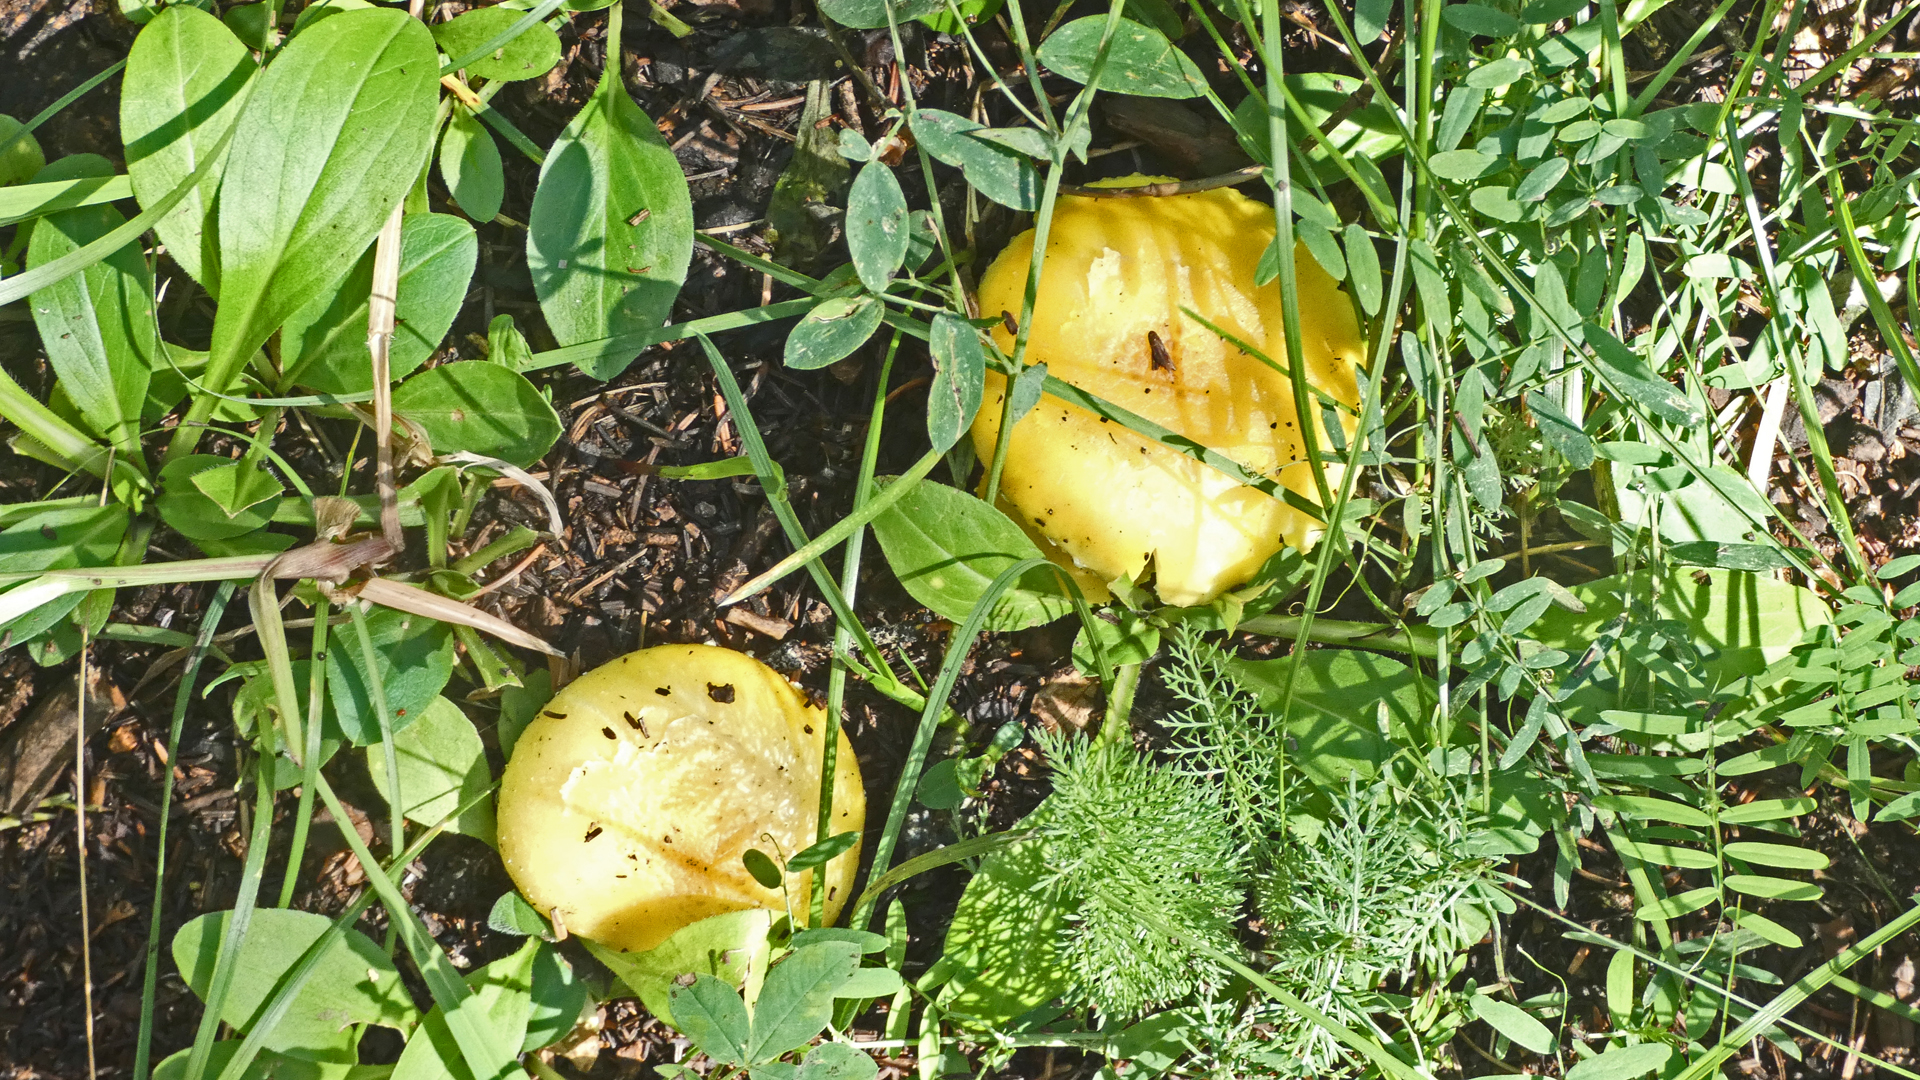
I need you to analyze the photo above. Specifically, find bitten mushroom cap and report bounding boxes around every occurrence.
[971,182,1366,607]
[497,644,865,952]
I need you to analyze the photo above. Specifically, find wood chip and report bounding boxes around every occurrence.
[724,607,793,640]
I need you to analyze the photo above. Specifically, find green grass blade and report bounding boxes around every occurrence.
[133,581,236,1080]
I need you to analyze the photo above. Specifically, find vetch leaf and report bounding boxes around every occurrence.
[432,5,562,82]
[1583,321,1702,426]
[1442,3,1521,36]
[281,213,478,394]
[784,295,884,370]
[1563,1043,1670,1080]
[927,312,985,452]
[1724,841,1829,871]
[1526,389,1594,468]
[787,831,859,873]
[845,160,908,293]
[908,109,1039,211]
[440,107,505,222]
[1038,17,1209,99]
[1723,873,1822,901]
[742,848,784,889]
[369,695,496,844]
[120,5,253,290]
[202,8,439,433]
[527,46,693,379]
[392,361,561,467]
[869,478,1074,631]
[1467,995,1555,1054]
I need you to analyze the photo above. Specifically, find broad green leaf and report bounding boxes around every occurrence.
[527,54,693,378]
[1228,651,1430,784]
[281,212,478,394]
[1563,1044,1671,1080]
[788,929,891,955]
[1530,568,1830,685]
[392,939,538,1080]
[1038,17,1209,99]
[27,169,156,456]
[784,295,884,370]
[938,833,1070,1028]
[845,160,907,293]
[1442,2,1521,36]
[369,695,496,843]
[431,6,562,81]
[0,113,46,185]
[391,361,561,467]
[1467,995,1555,1054]
[324,605,457,745]
[747,942,861,1062]
[670,975,752,1066]
[206,8,437,421]
[156,454,281,542]
[172,909,417,1053]
[440,107,505,222]
[794,1042,879,1080]
[587,909,775,1027]
[815,0,941,29]
[153,1043,366,1080]
[869,478,1074,631]
[522,940,587,1052]
[1724,841,1828,871]
[1516,156,1571,202]
[488,892,551,938]
[927,313,984,452]
[908,110,1039,211]
[120,5,253,290]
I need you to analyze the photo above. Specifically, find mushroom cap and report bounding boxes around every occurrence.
[498,644,865,952]
[971,183,1365,607]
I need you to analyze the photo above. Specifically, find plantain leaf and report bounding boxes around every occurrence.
[431,5,562,82]
[281,213,477,394]
[440,106,504,222]
[119,5,253,291]
[26,160,157,458]
[527,52,692,379]
[203,8,439,413]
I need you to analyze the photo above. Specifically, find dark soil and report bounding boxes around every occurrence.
[5,0,1920,1075]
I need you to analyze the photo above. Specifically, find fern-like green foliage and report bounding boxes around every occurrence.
[1034,731,1247,1019]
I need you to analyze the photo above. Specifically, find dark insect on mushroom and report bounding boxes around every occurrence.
[1002,310,1019,336]
[1148,330,1174,373]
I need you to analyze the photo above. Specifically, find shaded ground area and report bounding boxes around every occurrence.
[5,0,1920,1074]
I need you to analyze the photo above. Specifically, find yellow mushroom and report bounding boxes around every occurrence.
[971,181,1366,608]
[497,644,865,952]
